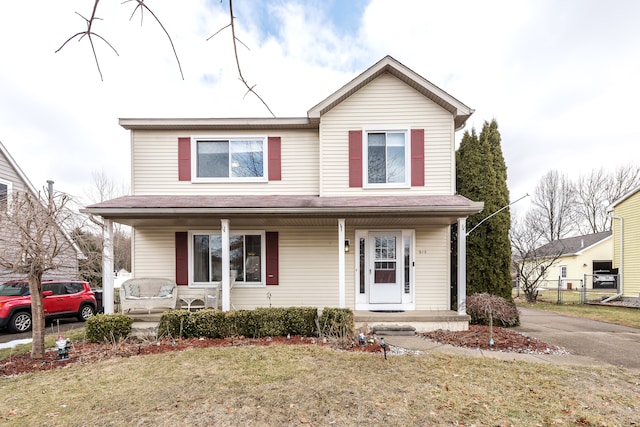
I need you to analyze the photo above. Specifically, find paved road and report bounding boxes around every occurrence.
[515,307,640,369]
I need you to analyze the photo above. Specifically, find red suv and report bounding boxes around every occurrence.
[0,280,97,333]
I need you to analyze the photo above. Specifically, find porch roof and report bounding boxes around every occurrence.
[82,194,483,227]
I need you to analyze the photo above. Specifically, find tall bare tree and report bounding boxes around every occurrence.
[530,170,577,243]
[0,189,76,358]
[510,214,564,302]
[575,164,640,234]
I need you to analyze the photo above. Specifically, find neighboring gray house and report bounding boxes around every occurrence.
[0,141,82,281]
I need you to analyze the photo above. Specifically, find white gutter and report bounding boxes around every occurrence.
[603,215,623,302]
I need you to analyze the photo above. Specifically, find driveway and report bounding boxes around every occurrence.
[515,307,640,370]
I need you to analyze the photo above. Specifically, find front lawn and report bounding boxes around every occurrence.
[1,344,638,426]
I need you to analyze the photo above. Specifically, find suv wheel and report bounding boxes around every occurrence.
[77,304,96,322]
[9,311,32,333]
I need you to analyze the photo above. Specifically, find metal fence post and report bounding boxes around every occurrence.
[557,276,562,304]
[582,274,587,304]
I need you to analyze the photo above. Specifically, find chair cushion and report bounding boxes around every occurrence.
[157,283,175,297]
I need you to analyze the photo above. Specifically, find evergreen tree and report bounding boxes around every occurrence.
[456,119,512,299]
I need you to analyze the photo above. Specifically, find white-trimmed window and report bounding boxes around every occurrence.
[192,136,266,181]
[364,128,409,187]
[190,231,265,287]
[0,180,10,210]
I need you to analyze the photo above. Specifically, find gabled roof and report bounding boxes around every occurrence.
[0,140,38,194]
[535,231,612,258]
[307,55,474,130]
[120,55,474,132]
[0,140,83,259]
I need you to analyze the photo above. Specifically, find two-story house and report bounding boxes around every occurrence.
[0,141,81,281]
[84,56,483,331]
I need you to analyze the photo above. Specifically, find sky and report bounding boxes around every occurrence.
[0,0,638,216]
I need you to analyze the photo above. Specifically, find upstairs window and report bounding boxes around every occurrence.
[193,137,265,181]
[362,129,410,188]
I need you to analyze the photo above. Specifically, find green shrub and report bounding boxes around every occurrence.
[85,314,134,343]
[158,310,194,338]
[285,307,318,336]
[466,293,520,327]
[318,308,354,338]
[191,309,230,338]
[158,306,321,339]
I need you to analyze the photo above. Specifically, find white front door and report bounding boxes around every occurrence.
[369,232,403,304]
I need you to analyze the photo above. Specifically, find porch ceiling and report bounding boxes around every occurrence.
[81,194,483,227]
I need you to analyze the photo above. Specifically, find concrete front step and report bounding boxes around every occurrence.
[371,324,416,336]
[131,321,159,339]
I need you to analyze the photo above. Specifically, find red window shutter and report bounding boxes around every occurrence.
[265,232,279,285]
[175,232,189,285]
[349,130,363,187]
[178,137,191,181]
[268,136,281,181]
[411,129,425,186]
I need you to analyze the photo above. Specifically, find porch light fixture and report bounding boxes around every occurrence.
[344,240,351,253]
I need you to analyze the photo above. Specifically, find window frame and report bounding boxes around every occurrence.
[0,179,11,209]
[188,230,267,288]
[362,127,411,189]
[190,135,268,183]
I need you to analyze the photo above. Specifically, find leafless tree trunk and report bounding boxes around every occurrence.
[510,214,564,303]
[530,170,577,243]
[0,190,76,358]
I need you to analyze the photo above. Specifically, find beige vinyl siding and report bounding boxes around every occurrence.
[131,228,177,279]
[319,73,455,196]
[414,226,451,310]
[614,193,640,297]
[131,130,319,196]
[132,226,347,309]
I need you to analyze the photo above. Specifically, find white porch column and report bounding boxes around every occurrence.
[457,218,467,315]
[221,219,231,312]
[102,219,115,314]
[338,218,346,308]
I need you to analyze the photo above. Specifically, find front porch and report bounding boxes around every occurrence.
[355,310,470,334]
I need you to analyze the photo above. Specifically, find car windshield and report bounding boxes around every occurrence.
[0,283,30,296]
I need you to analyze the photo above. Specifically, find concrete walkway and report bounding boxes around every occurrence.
[383,307,640,369]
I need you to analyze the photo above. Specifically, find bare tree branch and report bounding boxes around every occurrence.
[208,0,276,117]
[55,1,119,81]
[123,0,184,79]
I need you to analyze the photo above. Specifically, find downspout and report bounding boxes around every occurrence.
[602,215,623,302]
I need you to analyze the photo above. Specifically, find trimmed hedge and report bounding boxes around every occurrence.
[86,314,134,342]
[157,307,352,339]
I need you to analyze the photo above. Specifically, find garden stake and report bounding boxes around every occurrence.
[380,337,388,360]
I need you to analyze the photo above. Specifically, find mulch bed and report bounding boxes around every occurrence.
[1,325,562,377]
[422,324,566,354]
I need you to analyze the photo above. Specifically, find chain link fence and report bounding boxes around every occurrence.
[513,274,620,304]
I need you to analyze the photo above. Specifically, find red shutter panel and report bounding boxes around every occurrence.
[348,130,363,187]
[178,137,191,181]
[411,129,425,186]
[268,136,281,181]
[265,232,279,285]
[175,232,189,285]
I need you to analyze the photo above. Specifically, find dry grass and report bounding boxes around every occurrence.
[516,300,640,329]
[1,345,639,426]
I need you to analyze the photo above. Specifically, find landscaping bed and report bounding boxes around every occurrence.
[0,325,564,377]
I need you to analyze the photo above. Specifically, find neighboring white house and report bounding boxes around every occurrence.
[83,56,484,331]
[532,231,614,290]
